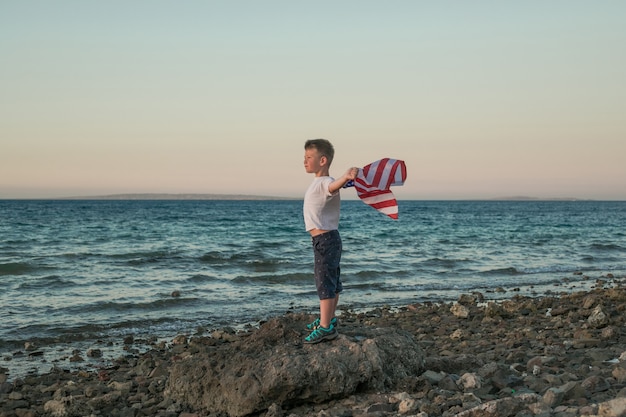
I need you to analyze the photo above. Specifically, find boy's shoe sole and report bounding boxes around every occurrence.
[306,317,338,331]
[304,325,338,344]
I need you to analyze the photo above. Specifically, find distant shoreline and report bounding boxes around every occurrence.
[57,193,299,201]
[490,196,596,201]
[0,193,612,201]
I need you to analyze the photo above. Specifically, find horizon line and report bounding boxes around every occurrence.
[0,193,619,202]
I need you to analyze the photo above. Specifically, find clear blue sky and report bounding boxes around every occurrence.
[2,1,625,199]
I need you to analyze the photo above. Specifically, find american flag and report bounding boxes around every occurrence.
[344,158,407,219]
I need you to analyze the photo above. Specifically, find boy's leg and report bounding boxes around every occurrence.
[312,230,342,329]
[319,297,334,328]
[319,294,339,328]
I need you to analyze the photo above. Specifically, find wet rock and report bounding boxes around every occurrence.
[457,373,482,391]
[43,399,67,416]
[165,314,425,416]
[588,305,609,328]
[581,375,611,394]
[450,302,470,319]
[86,348,102,358]
[543,386,566,408]
[211,327,239,342]
[612,366,626,383]
[421,370,445,385]
[366,402,396,413]
[453,393,541,417]
[171,334,187,345]
[424,354,485,374]
[597,397,626,417]
[438,374,461,391]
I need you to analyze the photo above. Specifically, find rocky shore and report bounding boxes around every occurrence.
[1,277,626,417]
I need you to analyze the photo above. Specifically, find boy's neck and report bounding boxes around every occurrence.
[315,168,330,177]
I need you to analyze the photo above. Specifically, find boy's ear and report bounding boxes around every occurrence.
[320,155,328,166]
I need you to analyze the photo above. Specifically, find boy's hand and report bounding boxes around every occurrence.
[329,167,361,194]
[346,167,359,180]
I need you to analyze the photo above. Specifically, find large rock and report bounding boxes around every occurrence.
[165,313,425,416]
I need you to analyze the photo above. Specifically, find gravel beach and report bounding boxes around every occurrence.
[1,275,625,417]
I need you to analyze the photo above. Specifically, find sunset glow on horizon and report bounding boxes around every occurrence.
[2,1,625,200]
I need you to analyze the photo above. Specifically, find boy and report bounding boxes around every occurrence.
[303,139,359,344]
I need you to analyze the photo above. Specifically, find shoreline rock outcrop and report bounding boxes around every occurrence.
[165,314,425,416]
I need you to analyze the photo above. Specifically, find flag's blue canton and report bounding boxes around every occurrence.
[344,180,355,188]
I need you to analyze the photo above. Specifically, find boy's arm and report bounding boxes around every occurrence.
[328,167,359,194]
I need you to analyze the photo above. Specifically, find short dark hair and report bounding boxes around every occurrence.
[304,139,334,164]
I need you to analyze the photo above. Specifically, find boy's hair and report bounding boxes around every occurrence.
[304,139,335,164]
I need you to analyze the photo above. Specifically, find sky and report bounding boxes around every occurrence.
[1,1,625,200]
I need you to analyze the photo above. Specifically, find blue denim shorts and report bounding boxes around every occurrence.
[312,230,343,300]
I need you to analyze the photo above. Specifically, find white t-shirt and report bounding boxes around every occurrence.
[303,176,340,232]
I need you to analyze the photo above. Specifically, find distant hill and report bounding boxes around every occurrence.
[60,193,298,201]
[492,196,592,201]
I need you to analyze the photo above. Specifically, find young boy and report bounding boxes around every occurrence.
[303,139,359,344]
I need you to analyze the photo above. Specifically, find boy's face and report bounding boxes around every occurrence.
[303,148,327,174]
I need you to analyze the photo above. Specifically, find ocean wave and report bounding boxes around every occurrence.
[349,269,413,280]
[344,281,387,291]
[200,250,266,264]
[63,296,204,315]
[0,262,49,276]
[366,273,592,295]
[417,258,474,269]
[186,274,220,283]
[231,272,310,285]
[16,275,77,290]
[0,315,192,349]
[589,243,626,252]
[199,251,231,263]
[100,250,186,265]
[479,267,520,276]
[200,251,293,272]
[518,265,583,275]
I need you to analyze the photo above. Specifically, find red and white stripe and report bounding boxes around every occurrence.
[354,158,407,219]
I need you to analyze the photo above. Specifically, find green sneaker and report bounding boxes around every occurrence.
[304,324,338,344]
[306,317,338,331]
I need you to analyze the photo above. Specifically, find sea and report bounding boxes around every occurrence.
[1,199,625,380]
